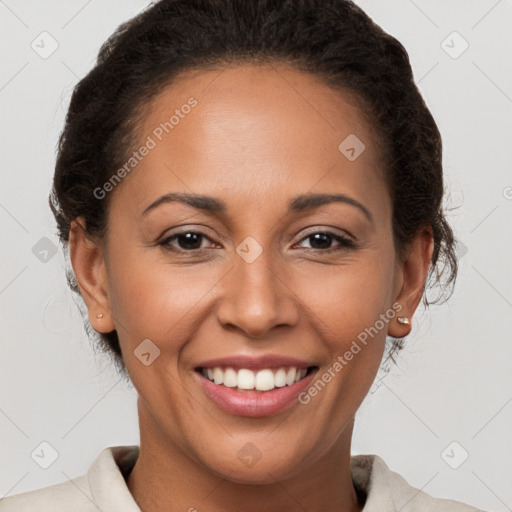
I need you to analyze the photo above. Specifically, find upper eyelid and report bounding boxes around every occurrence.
[298,225,354,240]
[161,227,351,240]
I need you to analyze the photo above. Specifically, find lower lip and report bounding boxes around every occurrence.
[195,370,317,417]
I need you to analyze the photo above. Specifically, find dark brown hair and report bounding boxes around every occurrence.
[50,0,458,379]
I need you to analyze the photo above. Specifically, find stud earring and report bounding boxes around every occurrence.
[96,313,104,319]
[397,316,410,325]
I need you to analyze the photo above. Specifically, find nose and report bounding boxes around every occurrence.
[215,246,300,339]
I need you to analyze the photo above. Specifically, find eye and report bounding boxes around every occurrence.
[159,231,215,251]
[158,229,356,253]
[295,231,356,251]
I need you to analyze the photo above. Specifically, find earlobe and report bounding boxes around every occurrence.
[388,306,412,338]
[69,218,116,333]
[388,224,434,338]
[396,316,411,326]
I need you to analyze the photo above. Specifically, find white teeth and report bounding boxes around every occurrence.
[213,367,224,385]
[274,368,287,387]
[285,367,297,386]
[223,368,237,387]
[201,366,311,391]
[294,369,307,382]
[255,369,274,391]
[237,369,255,389]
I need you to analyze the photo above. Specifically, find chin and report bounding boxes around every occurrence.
[198,447,306,485]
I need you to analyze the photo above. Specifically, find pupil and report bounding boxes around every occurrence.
[310,233,331,249]
[179,233,201,249]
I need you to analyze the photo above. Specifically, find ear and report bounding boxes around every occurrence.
[388,223,434,338]
[69,218,115,333]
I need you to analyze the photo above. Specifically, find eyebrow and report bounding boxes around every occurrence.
[141,192,373,223]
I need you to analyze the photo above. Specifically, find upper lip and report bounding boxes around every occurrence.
[194,355,317,371]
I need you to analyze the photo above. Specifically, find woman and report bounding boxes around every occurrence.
[0,0,485,510]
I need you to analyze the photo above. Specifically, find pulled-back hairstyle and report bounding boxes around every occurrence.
[50,0,458,379]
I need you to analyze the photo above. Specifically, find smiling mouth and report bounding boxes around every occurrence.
[195,365,318,392]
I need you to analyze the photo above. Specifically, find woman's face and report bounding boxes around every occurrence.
[74,63,430,483]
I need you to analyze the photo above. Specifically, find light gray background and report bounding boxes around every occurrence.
[1,1,511,510]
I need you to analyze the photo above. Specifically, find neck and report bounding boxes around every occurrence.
[126,401,365,512]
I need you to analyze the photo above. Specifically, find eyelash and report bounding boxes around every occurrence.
[158,230,356,253]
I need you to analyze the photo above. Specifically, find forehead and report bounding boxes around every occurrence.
[109,62,390,223]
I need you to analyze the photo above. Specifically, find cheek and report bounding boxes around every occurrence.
[295,248,395,395]
[297,252,395,341]
[294,264,392,426]
[106,248,221,343]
